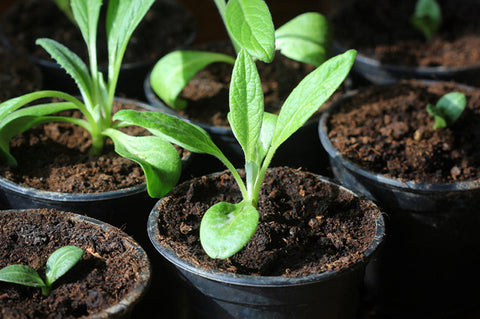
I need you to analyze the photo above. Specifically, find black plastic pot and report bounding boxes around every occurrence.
[144,74,333,175]
[0,0,197,99]
[0,208,151,319]
[319,91,480,317]
[147,171,385,319]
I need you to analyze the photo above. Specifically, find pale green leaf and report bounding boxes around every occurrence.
[255,112,277,162]
[71,0,102,51]
[200,201,259,259]
[150,50,235,109]
[225,0,275,62]
[105,129,181,198]
[0,265,45,288]
[275,12,332,67]
[227,49,263,162]
[45,246,84,286]
[270,50,356,150]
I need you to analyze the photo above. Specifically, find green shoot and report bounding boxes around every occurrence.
[0,246,83,296]
[426,92,466,129]
[150,0,333,110]
[410,0,442,41]
[0,0,181,198]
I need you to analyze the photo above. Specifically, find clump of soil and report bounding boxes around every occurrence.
[332,0,480,67]
[326,81,480,183]
[154,166,380,277]
[0,208,148,319]
[0,0,196,65]
[0,101,186,193]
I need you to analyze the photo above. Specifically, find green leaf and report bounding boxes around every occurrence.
[270,50,356,150]
[36,38,93,100]
[45,246,84,287]
[105,129,181,198]
[0,265,46,288]
[255,112,277,162]
[227,49,263,162]
[275,12,332,67]
[71,0,102,52]
[52,0,76,24]
[225,0,275,62]
[114,110,223,158]
[200,201,259,259]
[426,92,466,129]
[150,51,235,109]
[410,0,442,41]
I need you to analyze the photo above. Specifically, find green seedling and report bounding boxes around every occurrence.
[426,92,466,129]
[0,246,83,296]
[0,0,181,198]
[410,0,442,41]
[114,0,356,259]
[150,0,332,109]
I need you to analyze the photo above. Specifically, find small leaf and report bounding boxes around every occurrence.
[225,0,275,62]
[0,265,46,288]
[271,50,356,151]
[426,92,466,129]
[410,0,442,41]
[105,129,181,198]
[71,0,102,50]
[150,51,235,109]
[228,49,263,162]
[255,112,277,162]
[45,246,84,287]
[275,12,332,67]
[200,201,259,259]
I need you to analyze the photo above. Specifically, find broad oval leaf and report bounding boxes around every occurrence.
[151,51,235,109]
[426,92,466,129]
[275,12,332,67]
[270,50,356,150]
[45,246,84,287]
[228,49,263,162]
[225,0,275,62]
[200,201,259,259]
[105,129,181,198]
[0,265,45,288]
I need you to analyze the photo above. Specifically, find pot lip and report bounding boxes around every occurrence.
[147,170,385,288]
[318,82,480,192]
[0,208,151,318]
[0,96,191,201]
[0,0,197,71]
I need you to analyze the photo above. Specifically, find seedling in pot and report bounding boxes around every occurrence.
[114,0,356,259]
[150,0,332,109]
[0,0,181,198]
[0,246,83,296]
[410,0,442,41]
[426,92,466,129]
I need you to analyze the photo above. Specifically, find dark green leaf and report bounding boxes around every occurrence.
[45,246,84,287]
[200,201,259,259]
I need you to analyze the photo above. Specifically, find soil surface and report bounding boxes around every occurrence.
[0,0,196,65]
[154,166,380,277]
[0,208,147,319]
[0,44,40,102]
[326,81,480,183]
[332,0,480,67]
[173,43,344,127]
[0,100,186,193]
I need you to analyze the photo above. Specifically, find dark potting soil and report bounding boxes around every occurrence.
[0,101,186,193]
[175,43,343,127]
[332,0,480,67]
[0,0,196,65]
[0,45,40,102]
[327,81,480,183]
[155,166,379,277]
[0,208,144,319]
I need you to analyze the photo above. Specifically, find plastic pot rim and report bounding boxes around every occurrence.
[147,170,385,288]
[318,84,480,194]
[0,208,151,319]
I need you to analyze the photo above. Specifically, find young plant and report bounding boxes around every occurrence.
[114,4,356,258]
[0,0,181,198]
[0,246,83,296]
[410,0,442,41]
[426,92,466,129]
[150,0,332,109]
